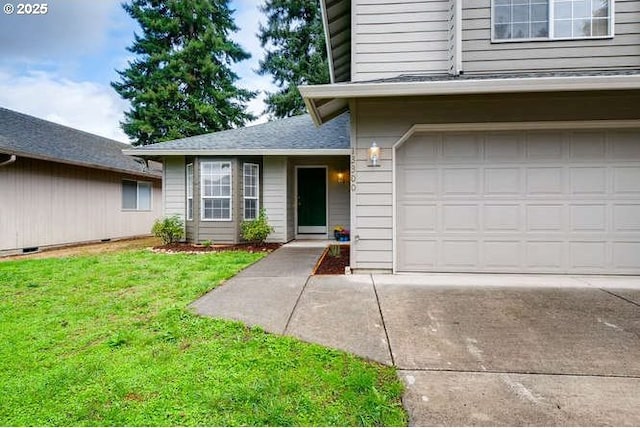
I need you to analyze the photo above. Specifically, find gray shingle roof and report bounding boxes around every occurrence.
[127,112,350,154]
[362,69,640,84]
[0,107,159,177]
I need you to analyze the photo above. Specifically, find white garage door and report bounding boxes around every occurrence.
[396,129,640,274]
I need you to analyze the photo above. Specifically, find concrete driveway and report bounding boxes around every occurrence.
[192,245,640,426]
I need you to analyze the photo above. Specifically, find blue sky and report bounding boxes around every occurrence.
[0,0,276,142]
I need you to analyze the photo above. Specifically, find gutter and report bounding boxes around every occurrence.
[0,154,16,167]
[121,148,352,157]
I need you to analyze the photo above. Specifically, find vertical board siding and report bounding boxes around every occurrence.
[462,0,640,73]
[0,157,162,253]
[352,91,640,271]
[354,0,450,81]
[263,156,287,242]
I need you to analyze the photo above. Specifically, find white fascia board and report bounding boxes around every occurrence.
[122,149,351,156]
[299,74,640,100]
[319,0,335,84]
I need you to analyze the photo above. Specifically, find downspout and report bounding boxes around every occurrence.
[0,154,16,167]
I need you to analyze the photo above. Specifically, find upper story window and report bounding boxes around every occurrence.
[243,163,259,220]
[493,0,612,41]
[122,180,152,211]
[201,161,232,221]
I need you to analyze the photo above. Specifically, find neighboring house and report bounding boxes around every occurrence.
[123,114,350,244]
[0,107,162,256]
[296,0,640,274]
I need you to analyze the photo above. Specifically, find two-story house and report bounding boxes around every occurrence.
[300,0,640,274]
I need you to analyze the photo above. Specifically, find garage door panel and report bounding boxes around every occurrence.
[442,241,478,267]
[398,203,437,232]
[483,241,521,268]
[526,205,564,232]
[484,133,523,161]
[611,132,640,158]
[613,205,640,231]
[397,239,437,271]
[400,167,438,195]
[526,168,564,195]
[613,167,640,194]
[442,134,481,161]
[484,205,521,231]
[442,168,479,195]
[569,132,606,160]
[526,132,564,159]
[613,243,640,270]
[443,205,478,231]
[570,205,607,231]
[570,168,607,195]
[396,128,640,274]
[526,242,564,270]
[569,242,608,270]
[485,168,521,195]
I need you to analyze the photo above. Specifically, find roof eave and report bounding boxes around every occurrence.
[0,148,161,179]
[122,148,352,157]
[300,74,640,125]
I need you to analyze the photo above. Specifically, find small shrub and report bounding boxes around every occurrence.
[241,209,274,244]
[201,240,213,248]
[151,215,184,245]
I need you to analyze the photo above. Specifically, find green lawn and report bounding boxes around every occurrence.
[0,250,406,426]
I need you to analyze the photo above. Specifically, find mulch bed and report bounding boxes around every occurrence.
[314,245,350,275]
[152,242,282,254]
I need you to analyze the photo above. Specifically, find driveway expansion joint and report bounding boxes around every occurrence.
[371,273,396,367]
[283,274,313,335]
[397,367,640,379]
[600,288,640,308]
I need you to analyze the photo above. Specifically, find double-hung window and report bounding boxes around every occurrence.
[493,0,612,41]
[201,161,232,221]
[243,163,259,220]
[186,163,193,220]
[122,180,152,211]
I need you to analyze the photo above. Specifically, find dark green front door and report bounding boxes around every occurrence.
[297,167,327,234]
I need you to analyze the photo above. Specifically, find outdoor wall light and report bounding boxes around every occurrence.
[337,171,346,184]
[368,142,381,167]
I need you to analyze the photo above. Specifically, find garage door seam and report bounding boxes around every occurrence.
[371,274,396,366]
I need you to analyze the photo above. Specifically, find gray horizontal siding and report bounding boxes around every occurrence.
[354,0,450,81]
[461,0,640,74]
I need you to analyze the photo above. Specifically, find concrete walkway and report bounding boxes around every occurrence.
[191,244,640,426]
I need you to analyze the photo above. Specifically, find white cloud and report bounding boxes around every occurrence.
[0,70,130,142]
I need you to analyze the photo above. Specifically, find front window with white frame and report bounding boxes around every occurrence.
[493,0,612,41]
[243,163,259,220]
[201,161,232,221]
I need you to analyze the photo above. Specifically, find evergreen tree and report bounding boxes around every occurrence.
[112,0,255,145]
[258,0,329,119]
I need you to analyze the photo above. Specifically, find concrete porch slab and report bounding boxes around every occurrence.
[375,284,640,375]
[400,370,640,426]
[286,275,392,365]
